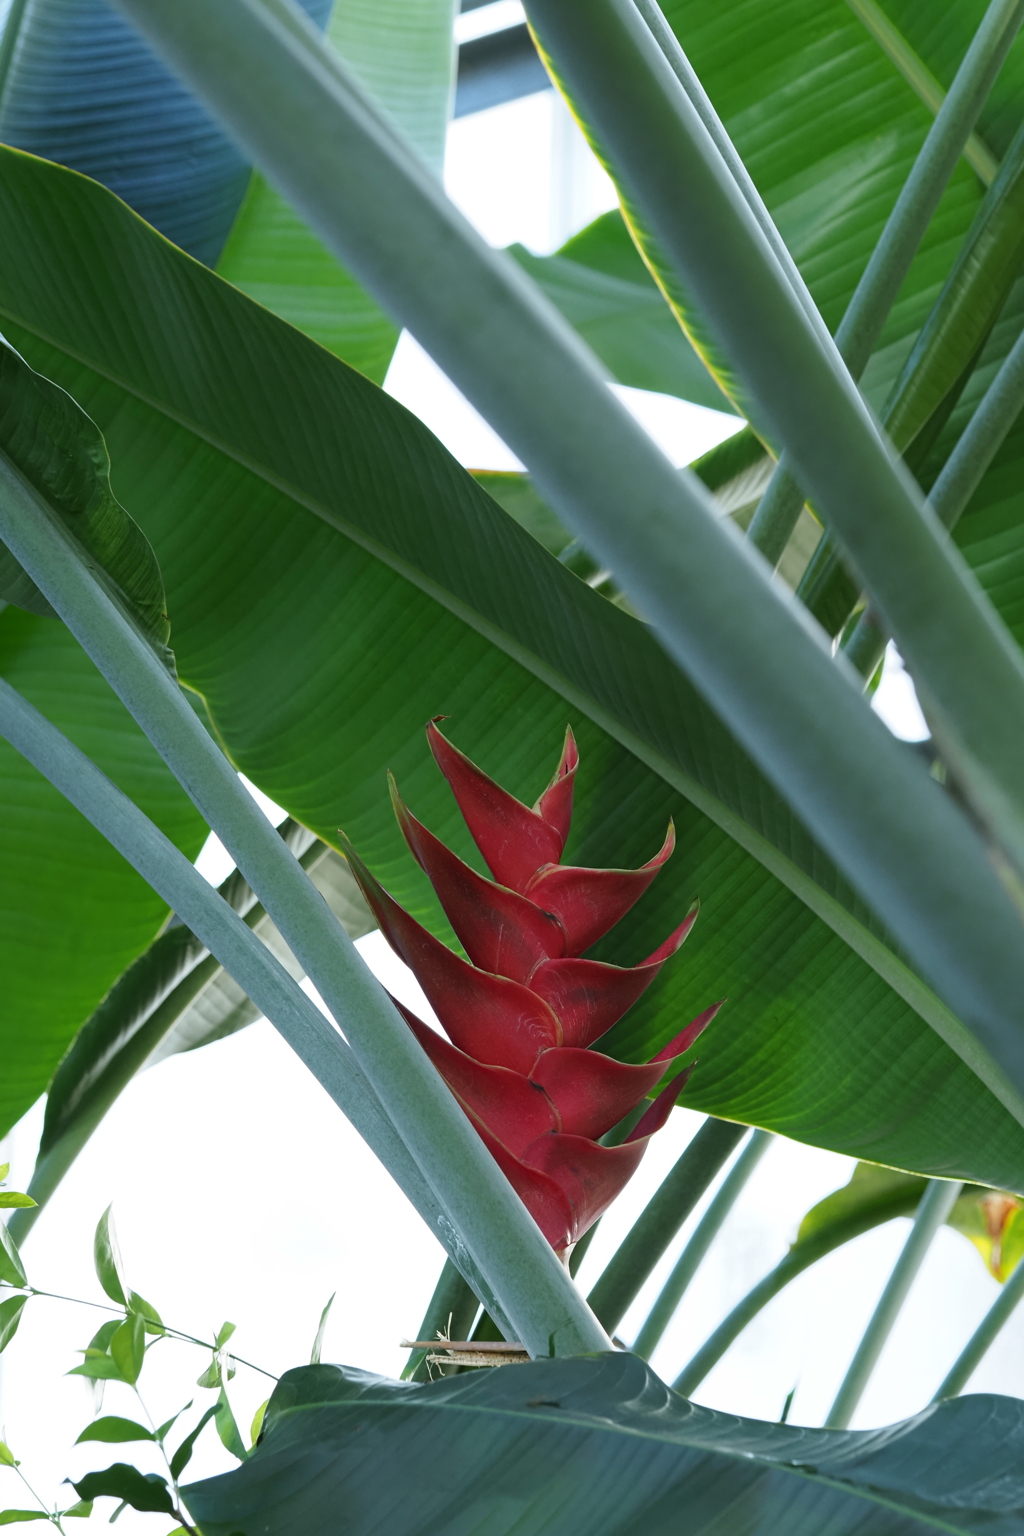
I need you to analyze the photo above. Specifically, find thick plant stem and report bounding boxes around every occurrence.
[402,1258,481,1382]
[846,0,999,185]
[930,328,1024,526]
[672,1184,924,1397]
[0,682,524,1339]
[933,1256,1024,1400]
[844,323,1024,677]
[0,678,438,1250]
[631,0,834,353]
[745,472,807,569]
[633,1129,773,1360]
[825,1178,964,1428]
[835,0,1020,380]
[7,828,327,1246]
[586,1118,746,1335]
[525,0,1024,877]
[0,472,611,1361]
[109,0,1024,1174]
[746,0,1024,563]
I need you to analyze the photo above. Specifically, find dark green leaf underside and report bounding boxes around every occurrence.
[187,1356,1024,1536]
[0,148,1020,1187]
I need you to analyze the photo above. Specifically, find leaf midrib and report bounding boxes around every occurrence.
[5,297,1020,1130]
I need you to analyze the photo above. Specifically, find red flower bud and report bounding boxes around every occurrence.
[341,724,724,1253]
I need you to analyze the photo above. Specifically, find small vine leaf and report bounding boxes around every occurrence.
[0,1511,49,1523]
[196,1358,221,1390]
[128,1291,164,1336]
[214,1388,249,1463]
[0,1295,28,1353]
[0,335,176,677]
[110,1314,145,1386]
[0,1223,26,1289]
[309,1294,335,1367]
[71,1466,174,1516]
[0,1442,15,1466]
[93,1208,127,1307]
[60,1503,92,1518]
[169,1406,217,1481]
[86,1320,119,1354]
[155,1402,192,1444]
[68,1356,125,1382]
[76,1417,154,1446]
[250,1398,269,1448]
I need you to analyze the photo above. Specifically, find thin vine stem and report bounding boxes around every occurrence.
[843,321,1024,677]
[10,1459,67,1534]
[0,1281,278,1382]
[133,1390,199,1536]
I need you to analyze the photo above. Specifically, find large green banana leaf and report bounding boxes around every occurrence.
[542,0,1021,433]
[215,0,457,382]
[546,2,1024,681]
[797,117,1024,637]
[185,1355,1024,1535]
[0,0,452,379]
[916,278,1024,659]
[0,332,174,670]
[509,214,732,408]
[0,0,331,264]
[2,149,1023,1189]
[4,828,373,1236]
[0,607,207,1137]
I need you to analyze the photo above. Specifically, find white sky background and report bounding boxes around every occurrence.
[0,35,1000,1531]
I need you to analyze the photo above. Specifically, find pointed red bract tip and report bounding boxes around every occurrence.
[626,1064,695,1143]
[534,726,578,846]
[530,1046,670,1141]
[522,1133,649,1244]
[338,830,561,1073]
[641,901,699,967]
[345,724,722,1253]
[393,999,559,1157]
[529,953,669,1050]
[472,1119,576,1250]
[653,999,724,1062]
[523,822,677,954]
[389,773,566,983]
[427,721,565,891]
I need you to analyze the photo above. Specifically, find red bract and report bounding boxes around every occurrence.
[340,722,723,1254]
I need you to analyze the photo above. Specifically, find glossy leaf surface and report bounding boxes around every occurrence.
[0,608,206,1139]
[0,333,174,671]
[510,212,732,408]
[0,149,1022,1186]
[0,0,330,264]
[71,1465,173,1516]
[75,1418,154,1446]
[187,1355,1024,1535]
[594,0,1024,423]
[9,831,373,1238]
[216,0,457,381]
[0,1296,27,1353]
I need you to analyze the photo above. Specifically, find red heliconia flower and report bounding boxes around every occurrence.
[339,721,723,1255]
